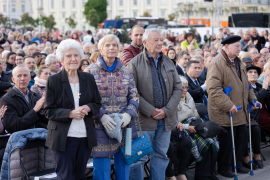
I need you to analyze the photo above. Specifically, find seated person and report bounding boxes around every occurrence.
[166,76,218,180]
[0,65,48,133]
[0,60,13,98]
[243,64,268,170]
[185,60,208,105]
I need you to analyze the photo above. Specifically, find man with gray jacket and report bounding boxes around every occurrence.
[240,31,254,52]
[128,28,182,180]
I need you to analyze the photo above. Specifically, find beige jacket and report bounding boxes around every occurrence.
[177,92,199,122]
[128,49,183,131]
[206,50,257,127]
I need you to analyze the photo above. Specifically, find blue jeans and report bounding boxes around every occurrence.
[93,151,129,180]
[129,120,171,180]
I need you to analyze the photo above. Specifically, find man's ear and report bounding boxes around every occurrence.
[11,77,15,83]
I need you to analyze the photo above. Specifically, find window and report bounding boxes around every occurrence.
[219,9,223,15]
[204,9,208,16]
[73,13,76,18]
[62,12,65,18]
[21,4,25,12]
[51,0,54,8]
[133,11,137,17]
[160,0,166,5]
[72,0,76,8]
[12,4,15,12]
[82,0,86,7]
[62,0,65,8]
[82,12,85,18]
[147,0,151,5]
[133,0,137,5]
[62,26,65,32]
[40,0,43,8]
[119,11,124,18]
[107,0,110,6]
[253,7,258,12]
[3,4,5,12]
[107,12,111,19]
[189,11,193,16]
[119,0,123,6]
[161,10,165,17]
[235,8,239,13]
[174,0,180,4]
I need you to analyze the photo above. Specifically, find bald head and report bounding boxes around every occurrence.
[12,65,30,77]
[131,25,144,47]
[260,48,269,57]
[250,28,257,37]
[188,45,195,53]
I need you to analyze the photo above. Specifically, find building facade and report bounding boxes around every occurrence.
[0,0,32,27]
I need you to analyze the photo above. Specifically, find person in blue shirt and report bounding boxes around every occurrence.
[23,56,36,89]
[31,32,42,44]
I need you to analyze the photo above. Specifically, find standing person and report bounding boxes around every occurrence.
[121,25,144,66]
[83,30,95,46]
[240,31,254,52]
[167,32,176,45]
[84,34,139,180]
[31,67,51,96]
[199,54,214,82]
[181,32,199,51]
[166,48,177,65]
[128,28,182,180]
[250,27,266,52]
[113,26,122,43]
[44,39,101,180]
[206,35,260,178]
[176,51,191,76]
[5,52,16,71]
[45,54,60,75]
[204,30,211,45]
[223,27,230,39]
[23,56,36,89]
[0,60,13,98]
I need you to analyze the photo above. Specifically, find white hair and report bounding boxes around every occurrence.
[83,43,91,49]
[12,64,30,77]
[2,50,10,59]
[45,54,58,66]
[264,61,270,70]
[260,48,268,53]
[142,28,162,42]
[179,76,188,86]
[34,31,40,38]
[55,39,84,61]
[98,34,120,50]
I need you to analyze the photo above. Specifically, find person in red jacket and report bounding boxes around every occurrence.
[121,25,144,66]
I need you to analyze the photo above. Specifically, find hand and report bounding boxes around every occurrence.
[122,113,131,127]
[153,109,166,119]
[191,39,195,45]
[248,40,252,45]
[100,114,117,131]
[177,122,183,131]
[151,108,159,117]
[79,105,91,113]
[254,40,258,45]
[263,75,270,89]
[0,105,7,119]
[188,126,197,133]
[229,105,238,114]
[68,107,86,119]
[33,97,45,112]
[253,100,262,109]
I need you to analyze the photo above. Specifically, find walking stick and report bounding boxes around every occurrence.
[248,85,260,175]
[224,87,242,180]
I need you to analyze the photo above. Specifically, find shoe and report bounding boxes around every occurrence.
[217,170,234,177]
[236,166,249,174]
[209,173,219,180]
[254,159,264,169]
[243,161,258,170]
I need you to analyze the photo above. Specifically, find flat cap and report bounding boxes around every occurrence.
[246,64,261,75]
[221,35,241,45]
[242,57,253,63]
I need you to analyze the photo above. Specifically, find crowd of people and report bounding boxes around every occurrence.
[0,24,269,180]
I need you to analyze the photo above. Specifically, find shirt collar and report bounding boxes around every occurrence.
[146,51,161,61]
[15,86,29,96]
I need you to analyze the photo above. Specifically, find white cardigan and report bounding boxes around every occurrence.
[177,92,200,130]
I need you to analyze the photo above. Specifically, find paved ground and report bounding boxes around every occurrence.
[186,143,270,180]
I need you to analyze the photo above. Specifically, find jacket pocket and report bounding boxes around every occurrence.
[47,121,57,130]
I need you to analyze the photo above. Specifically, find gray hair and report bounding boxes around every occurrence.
[178,51,190,59]
[204,54,213,61]
[264,61,270,70]
[192,55,204,62]
[12,64,30,77]
[179,76,188,86]
[34,31,40,38]
[194,49,203,54]
[83,43,91,49]
[44,46,52,54]
[142,28,162,42]
[2,50,10,59]
[56,39,84,61]
[98,34,120,50]
[260,48,268,53]
[45,54,58,65]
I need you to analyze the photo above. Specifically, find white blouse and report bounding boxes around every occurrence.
[67,83,87,138]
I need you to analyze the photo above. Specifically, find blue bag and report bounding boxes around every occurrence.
[120,117,153,165]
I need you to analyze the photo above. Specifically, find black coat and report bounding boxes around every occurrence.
[204,34,211,44]
[44,69,101,152]
[0,71,12,98]
[0,87,48,133]
[251,35,266,52]
[176,65,185,76]
[185,74,207,104]
[252,83,269,121]
[115,31,122,42]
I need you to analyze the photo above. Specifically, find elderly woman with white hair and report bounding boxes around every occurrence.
[84,34,139,180]
[45,54,60,75]
[44,39,102,180]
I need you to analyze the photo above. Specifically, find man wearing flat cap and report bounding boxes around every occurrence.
[206,35,260,177]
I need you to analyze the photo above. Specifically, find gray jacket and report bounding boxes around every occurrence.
[128,49,183,131]
[240,39,254,52]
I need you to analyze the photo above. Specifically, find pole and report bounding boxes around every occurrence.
[188,10,190,28]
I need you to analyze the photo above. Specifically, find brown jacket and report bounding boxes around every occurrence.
[128,49,182,131]
[206,50,257,127]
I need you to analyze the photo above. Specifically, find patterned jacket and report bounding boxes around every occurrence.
[120,43,142,66]
[85,55,139,157]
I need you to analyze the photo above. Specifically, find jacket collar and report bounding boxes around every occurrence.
[131,42,144,51]
[96,55,122,72]
[142,48,164,63]
[221,49,241,66]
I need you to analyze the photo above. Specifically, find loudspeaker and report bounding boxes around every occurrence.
[231,13,270,27]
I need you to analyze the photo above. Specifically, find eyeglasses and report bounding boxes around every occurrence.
[183,87,189,90]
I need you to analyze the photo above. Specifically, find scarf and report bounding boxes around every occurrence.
[34,76,47,87]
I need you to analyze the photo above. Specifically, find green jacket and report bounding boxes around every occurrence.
[181,39,200,51]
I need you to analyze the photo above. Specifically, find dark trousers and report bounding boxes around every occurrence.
[244,125,261,156]
[217,125,247,171]
[166,136,192,177]
[52,137,91,180]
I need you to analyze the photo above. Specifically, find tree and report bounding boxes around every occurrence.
[85,8,100,28]
[0,14,10,28]
[19,13,34,32]
[65,16,77,30]
[115,15,121,20]
[121,24,129,44]
[84,0,107,28]
[41,15,56,30]
[30,18,40,28]
[140,11,152,17]
[168,13,176,21]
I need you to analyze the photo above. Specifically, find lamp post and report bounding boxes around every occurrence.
[175,11,179,28]
[37,7,44,31]
[185,1,193,27]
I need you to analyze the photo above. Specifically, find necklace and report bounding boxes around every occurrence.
[72,83,81,98]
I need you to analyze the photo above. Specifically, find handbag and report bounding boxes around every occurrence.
[120,116,153,165]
